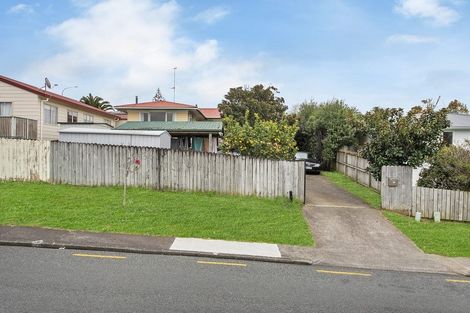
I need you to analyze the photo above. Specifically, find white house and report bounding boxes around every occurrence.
[444,113,470,146]
[0,75,125,140]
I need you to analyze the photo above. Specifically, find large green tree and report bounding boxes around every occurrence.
[80,93,112,111]
[221,112,298,160]
[218,85,287,126]
[295,99,363,166]
[361,104,450,180]
[418,141,470,191]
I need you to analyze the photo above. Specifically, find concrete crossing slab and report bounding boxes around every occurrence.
[170,238,281,258]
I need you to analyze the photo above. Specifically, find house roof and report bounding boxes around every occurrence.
[447,113,470,129]
[115,100,197,110]
[199,108,221,119]
[116,121,223,133]
[0,75,121,120]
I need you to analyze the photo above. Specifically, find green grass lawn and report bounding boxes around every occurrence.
[321,171,381,209]
[0,181,313,246]
[383,211,470,257]
[322,171,470,257]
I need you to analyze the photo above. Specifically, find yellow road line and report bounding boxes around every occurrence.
[316,269,371,277]
[72,253,127,259]
[447,279,470,284]
[197,260,247,267]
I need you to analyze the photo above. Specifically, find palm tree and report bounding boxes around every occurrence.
[80,93,112,111]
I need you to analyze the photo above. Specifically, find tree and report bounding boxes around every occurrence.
[80,93,112,111]
[152,88,165,102]
[218,84,288,126]
[295,99,364,166]
[447,99,468,113]
[221,112,298,160]
[418,141,470,191]
[360,104,450,180]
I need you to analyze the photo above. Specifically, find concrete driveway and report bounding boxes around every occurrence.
[281,175,464,274]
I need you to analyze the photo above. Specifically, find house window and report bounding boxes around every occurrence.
[443,132,453,145]
[150,112,166,121]
[84,114,94,123]
[67,111,78,123]
[142,112,173,121]
[0,102,12,116]
[43,104,58,124]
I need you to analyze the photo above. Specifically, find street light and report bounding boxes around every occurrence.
[61,85,78,95]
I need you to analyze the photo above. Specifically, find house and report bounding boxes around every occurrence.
[115,100,222,153]
[0,75,123,140]
[444,112,470,146]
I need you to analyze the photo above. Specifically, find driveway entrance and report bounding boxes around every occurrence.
[286,175,454,273]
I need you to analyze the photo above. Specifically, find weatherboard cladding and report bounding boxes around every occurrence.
[116,121,223,133]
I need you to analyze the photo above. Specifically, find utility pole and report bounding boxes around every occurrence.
[171,67,177,103]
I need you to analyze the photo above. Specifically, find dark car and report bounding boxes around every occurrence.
[295,152,320,175]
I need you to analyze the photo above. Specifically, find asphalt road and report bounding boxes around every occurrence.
[1,246,469,313]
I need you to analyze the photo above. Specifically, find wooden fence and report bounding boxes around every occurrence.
[0,117,37,140]
[0,139,305,201]
[0,138,50,181]
[412,187,470,222]
[336,149,381,191]
[381,165,470,222]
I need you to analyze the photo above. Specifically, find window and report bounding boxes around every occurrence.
[43,104,58,124]
[443,132,453,145]
[141,112,174,121]
[83,114,94,123]
[67,111,78,123]
[150,112,166,121]
[0,102,12,116]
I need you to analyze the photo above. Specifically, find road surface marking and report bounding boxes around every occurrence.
[197,260,247,267]
[72,253,126,259]
[447,279,470,284]
[317,269,371,277]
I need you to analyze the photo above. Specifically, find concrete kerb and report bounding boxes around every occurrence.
[0,240,313,266]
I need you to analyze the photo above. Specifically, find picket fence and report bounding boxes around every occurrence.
[0,138,305,201]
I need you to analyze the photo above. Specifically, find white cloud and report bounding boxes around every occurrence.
[8,3,34,14]
[386,34,439,44]
[395,0,460,26]
[193,6,230,24]
[27,0,261,105]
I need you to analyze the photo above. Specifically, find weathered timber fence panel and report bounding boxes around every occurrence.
[412,187,470,222]
[381,166,413,211]
[0,138,50,181]
[47,141,304,201]
[336,148,381,192]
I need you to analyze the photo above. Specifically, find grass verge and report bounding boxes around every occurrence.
[0,181,313,246]
[321,171,381,208]
[322,171,470,257]
[383,211,470,257]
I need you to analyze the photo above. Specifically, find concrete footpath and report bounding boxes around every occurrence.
[0,226,309,265]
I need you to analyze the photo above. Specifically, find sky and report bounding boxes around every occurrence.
[1,0,469,111]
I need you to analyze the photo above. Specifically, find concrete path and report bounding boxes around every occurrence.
[280,175,470,275]
[170,238,281,258]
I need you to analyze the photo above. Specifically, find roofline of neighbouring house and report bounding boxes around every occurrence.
[0,75,123,120]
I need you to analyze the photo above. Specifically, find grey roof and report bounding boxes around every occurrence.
[447,113,470,129]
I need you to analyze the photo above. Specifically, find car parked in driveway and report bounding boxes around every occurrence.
[295,152,320,174]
